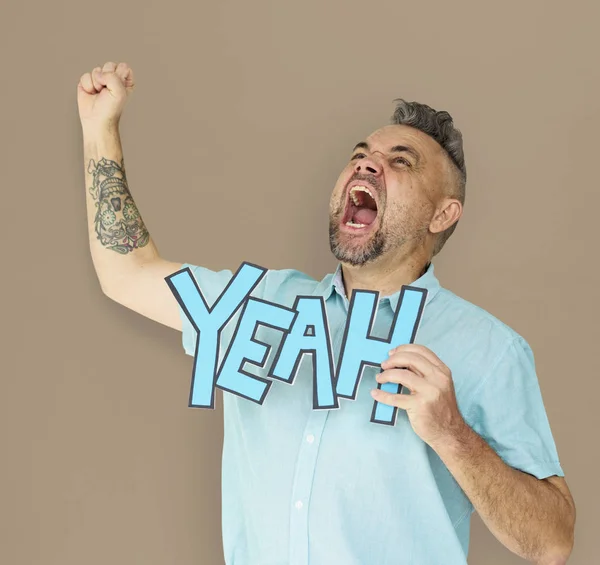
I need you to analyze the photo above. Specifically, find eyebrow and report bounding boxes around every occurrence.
[352,141,421,164]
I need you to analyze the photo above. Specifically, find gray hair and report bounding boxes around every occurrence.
[390,99,467,257]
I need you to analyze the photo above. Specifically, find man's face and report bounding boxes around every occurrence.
[329,124,451,266]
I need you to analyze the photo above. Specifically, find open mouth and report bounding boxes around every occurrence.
[342,185,379,229]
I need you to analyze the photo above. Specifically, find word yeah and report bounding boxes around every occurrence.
[165,263,427,426]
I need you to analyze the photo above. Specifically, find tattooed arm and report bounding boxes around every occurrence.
[79,62,183,331]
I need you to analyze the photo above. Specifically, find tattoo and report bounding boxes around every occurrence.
[87,157,150,254]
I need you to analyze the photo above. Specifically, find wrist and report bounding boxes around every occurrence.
[81,118,120,139]
[82,120,122,155]
[430,416,474,457]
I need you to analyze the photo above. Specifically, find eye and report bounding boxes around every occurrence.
[393,156,411,166]
[351,153,366,160]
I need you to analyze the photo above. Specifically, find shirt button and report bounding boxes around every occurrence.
[295,500,303,510]
[306,434,315,444]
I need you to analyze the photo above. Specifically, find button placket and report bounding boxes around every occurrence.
[288,409,328,565]
[288,321,345,565]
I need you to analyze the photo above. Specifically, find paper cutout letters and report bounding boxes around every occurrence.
[165,262,427,426]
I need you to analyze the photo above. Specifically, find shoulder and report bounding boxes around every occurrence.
[429,287,532,371]
[437,287,525,341]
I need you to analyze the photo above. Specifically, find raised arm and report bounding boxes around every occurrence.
[78,62,183,331]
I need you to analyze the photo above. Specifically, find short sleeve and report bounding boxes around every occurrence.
[463,336,564,479]
[176,263,234,357]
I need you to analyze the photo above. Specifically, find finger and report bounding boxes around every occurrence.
[381,351,434,376]
[383,351,450,389]
[116,62,135,89]
[389,343,444,367]
[94,70,125,96]
[397,344,446,370]
[78,73,95,94]
[371,387,412,409]
[91,67,103,91]
[376,368,426,393]
[102,61,118,72]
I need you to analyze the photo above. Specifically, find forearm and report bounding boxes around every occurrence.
[82,124,159,294]
[432,423,574,564]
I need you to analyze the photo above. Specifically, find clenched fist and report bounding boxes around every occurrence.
[77,61,135,129]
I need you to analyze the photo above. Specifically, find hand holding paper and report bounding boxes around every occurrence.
[373,344,466,448]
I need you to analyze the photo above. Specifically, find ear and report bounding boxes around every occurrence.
[429,198,463,235]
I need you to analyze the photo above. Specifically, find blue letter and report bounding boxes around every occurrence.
[335,286,427,426]
[216,298,296,404]
[269,296,338,410]
[165,262,266,408]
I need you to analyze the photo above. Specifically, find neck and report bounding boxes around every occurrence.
[340,253,431,299]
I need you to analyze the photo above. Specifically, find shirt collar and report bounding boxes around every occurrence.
[314,261,442,310]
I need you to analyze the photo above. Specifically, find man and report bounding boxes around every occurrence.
[77,61,576,565]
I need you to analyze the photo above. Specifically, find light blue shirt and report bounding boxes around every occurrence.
[177,261,564,565]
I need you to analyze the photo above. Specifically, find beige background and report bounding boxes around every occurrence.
[1,0,598,563]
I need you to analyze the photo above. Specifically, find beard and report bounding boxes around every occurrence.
[328,215,387,266]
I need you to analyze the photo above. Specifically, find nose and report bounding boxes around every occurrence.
[354,154,382,176]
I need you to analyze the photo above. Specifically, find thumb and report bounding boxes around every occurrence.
[95,70,126,96]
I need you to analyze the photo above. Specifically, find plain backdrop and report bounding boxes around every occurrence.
[1,0,598,563]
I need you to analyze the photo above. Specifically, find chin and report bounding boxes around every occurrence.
[329,221,386,267]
